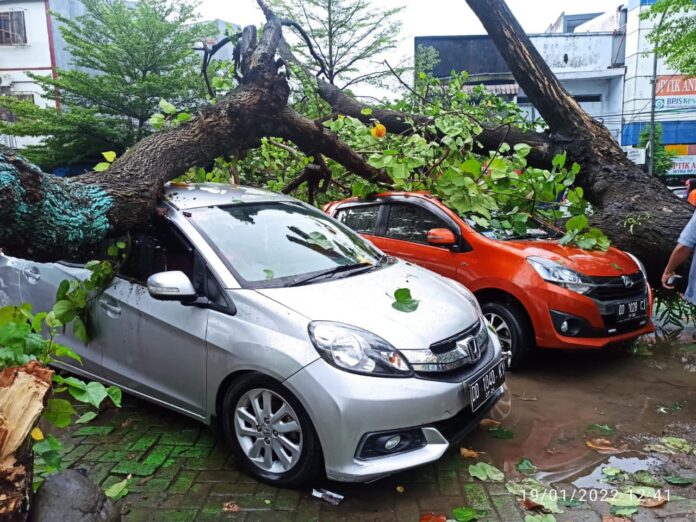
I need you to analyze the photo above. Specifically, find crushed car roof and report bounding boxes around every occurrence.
[163,182,295,210]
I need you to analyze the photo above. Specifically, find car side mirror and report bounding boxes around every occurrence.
[427,228,457,246]
[147,271,196,301]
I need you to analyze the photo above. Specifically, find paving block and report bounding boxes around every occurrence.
[130,433,161,452]
[168,470,198,494]
[74,426,114,437]
[160,429,200,446]
[464,483,493,513]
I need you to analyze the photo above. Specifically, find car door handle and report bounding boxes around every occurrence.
[98,299,121,317]
[22,266,40,283]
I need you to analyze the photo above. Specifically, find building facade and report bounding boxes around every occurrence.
[415,0,696,178]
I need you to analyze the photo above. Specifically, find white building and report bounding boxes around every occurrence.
[0,0,236,151]
[415,0,696,177]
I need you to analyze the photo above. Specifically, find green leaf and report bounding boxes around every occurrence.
[392,288,419,313]
[489,426,514,439]
[176,112,191,122]
[664,474,694,485]
[104,477,129,500]
[53,343,82,364]
[468,462,504,482]
[587,423,614,436]
[516,457,536,473]
[611,506,638,517]
[149,113,165,129]
[158,98,176,114]
[452,506,488,521]
[606,492,639,507]
[551,152,567,169]
[72,317,88,344]
[68,380,108,408]
[44,398,76,428]
[461,158,482,175]
[107,386,122,407]
[75,411,98,424]
[101,151,116,163]
[565,214,588,231]
[633,470,662,487]
[360,107,373,116]
[93,162,111,172]
[558,497,583,508]
[52,300,76,324]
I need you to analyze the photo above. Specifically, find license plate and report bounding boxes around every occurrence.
[468,360,507,412]
[616,297,648,322]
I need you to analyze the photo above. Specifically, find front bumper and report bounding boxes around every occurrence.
[530,282,654,350]
[284,335,504,482]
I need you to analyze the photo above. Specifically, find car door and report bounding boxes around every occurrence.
[94,220,210,418]
[17,258,102,375]
[376,201,461,280]
[0,254,24,308]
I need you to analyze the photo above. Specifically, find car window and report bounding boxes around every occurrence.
[119,222,229,309]
[335,205,379,234]
[385,203,449,244]
[187,202,383,288]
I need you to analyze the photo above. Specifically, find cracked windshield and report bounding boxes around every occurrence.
[0,0,695,521]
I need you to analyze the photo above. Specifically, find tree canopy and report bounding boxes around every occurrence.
[642,0,696,76]
[0,0,212,168]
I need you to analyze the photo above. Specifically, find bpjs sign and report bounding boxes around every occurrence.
[655,76,696,111]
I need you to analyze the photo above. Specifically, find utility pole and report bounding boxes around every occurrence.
[648,11,666,177]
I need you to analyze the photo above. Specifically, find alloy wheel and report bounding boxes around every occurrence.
[485,312,513,354]
[234,388,303,473]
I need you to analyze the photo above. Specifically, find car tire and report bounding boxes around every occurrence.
[221,373,323,488]
[482,300,534,370]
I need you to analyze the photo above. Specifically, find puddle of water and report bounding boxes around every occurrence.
[462,340,696,479]
[566,455,664,490]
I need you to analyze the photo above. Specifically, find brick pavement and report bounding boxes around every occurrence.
[55,396,696,522]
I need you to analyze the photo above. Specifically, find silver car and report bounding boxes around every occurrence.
[0,183,506,486]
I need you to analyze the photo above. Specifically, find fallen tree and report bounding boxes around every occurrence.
[0,0,691,282]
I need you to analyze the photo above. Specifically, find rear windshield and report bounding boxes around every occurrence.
[187,202,383,288]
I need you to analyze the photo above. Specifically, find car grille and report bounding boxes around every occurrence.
[402,321,490,381]
[586,272,646,301]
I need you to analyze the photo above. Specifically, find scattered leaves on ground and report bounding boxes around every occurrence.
[664,474,694,485]
[396,485,405,493]
[104,476,130,500]
[452,506,488,521]
[602,515,631,522]
[489,426,514,439]
[419,514,446,522]
[633,470,662,487]
[606,492,639,508]
[640,497,667,508]
[516,457,536,474]
[468,462,504,482]
[222,502,240,513]
[460,447,481,458]
[524,515,556,522]
[30,427,44,441]
[587,423,615,436]
[602,466,630,483]
[479,418,501,429]
[558,497,584,508]
[610,506,638,517]
[644,436,694,455]
[505,479,562,514]
[586,438,626,455]
[657,400,685,414]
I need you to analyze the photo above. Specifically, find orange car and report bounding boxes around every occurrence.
[325,192,653,368]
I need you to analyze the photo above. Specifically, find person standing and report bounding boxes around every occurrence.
[662,210,696,301]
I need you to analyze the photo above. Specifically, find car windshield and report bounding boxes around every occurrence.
[463,216,562,241]
[188,202,385,288]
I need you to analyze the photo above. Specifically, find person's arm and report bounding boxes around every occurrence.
[662,244,693,288]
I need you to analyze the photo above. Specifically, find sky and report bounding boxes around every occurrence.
[197,0,622,95]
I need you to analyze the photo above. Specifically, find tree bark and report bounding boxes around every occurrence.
[464,0,693,280]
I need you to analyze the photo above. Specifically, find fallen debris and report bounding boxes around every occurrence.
[311,488,344,506]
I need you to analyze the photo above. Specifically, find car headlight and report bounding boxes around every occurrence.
[626,253,647,280]
[308,321,413,377]
[527,256,592,295]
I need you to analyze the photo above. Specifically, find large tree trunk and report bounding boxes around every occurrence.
[0,4,386,262]
[463,0,693,279]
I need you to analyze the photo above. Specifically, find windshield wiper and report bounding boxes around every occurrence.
[288,262,375,287]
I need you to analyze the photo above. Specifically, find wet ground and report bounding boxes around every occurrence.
[56,335,696,521]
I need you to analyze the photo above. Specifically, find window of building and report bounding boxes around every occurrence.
[335,205,380,234]
[384,203,449,244]
[0,93,34,122]
[0,11,27,45]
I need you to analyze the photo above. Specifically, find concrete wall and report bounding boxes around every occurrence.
[529,32,623,72]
